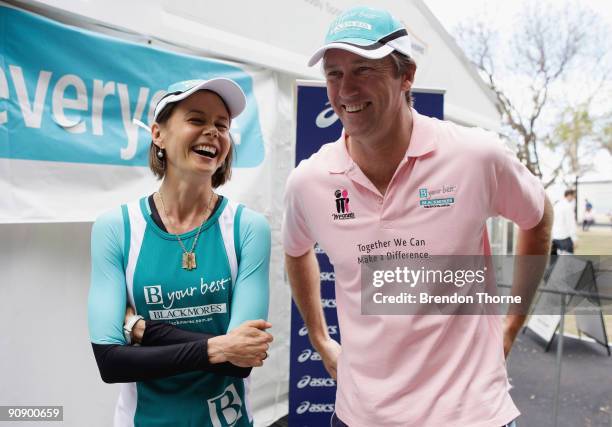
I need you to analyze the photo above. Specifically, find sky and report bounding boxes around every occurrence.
[424,0,612,30]
[423,0,612,183]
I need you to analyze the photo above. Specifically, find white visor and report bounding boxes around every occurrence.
[153,78,246,121]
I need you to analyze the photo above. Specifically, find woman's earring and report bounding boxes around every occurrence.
[157,148,164,159]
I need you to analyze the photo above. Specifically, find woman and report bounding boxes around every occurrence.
[88,78,272,427]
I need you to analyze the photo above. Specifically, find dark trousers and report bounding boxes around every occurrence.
[551,237,574,255]
[330,413,348,427]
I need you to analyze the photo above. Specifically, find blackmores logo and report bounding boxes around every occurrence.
[332,188,356,220]
[418,185,457,209]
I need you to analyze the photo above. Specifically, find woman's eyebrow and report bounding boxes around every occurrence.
[186,109,206,115]
[186,110,229,121]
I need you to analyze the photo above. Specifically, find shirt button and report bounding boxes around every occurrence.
[377,197,383,205]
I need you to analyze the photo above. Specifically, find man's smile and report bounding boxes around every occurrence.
[342,102,371,113]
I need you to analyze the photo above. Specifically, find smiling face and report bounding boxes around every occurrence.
[323,49,413,141]
[152,90,231,182]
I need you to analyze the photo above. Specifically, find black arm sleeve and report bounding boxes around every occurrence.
[142,320,213,345]
[140,320,251,378]
[92,340,251,383]
[92,321,251,383]
[92,341,208,383]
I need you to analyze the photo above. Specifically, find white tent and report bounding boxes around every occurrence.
[10,0,500,130]
[0,1,501,426]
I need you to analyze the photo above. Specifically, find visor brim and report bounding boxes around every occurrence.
[307,42,394,66]
[154,78,246,122]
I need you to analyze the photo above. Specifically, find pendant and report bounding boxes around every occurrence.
[182,252,197,270]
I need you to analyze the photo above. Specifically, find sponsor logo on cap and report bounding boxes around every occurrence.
[330,20,372,35]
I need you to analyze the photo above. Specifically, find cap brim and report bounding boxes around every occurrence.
[154,78,246,121]
[307,42,394,66]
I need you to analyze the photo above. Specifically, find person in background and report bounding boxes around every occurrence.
[582,200,595,231]
[552,189,577,254]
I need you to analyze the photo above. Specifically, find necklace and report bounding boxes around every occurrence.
[157,190,216,270]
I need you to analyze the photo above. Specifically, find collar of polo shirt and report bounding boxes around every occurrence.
[326,108,438,174]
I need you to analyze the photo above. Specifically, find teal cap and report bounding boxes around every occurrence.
[308,6,413,66]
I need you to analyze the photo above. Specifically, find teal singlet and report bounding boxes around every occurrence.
[88,196,270,427]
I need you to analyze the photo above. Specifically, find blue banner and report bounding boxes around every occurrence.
[289,82,444,427]
[0,6,264,167]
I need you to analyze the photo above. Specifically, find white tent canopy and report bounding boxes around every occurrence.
[13,0,500,130]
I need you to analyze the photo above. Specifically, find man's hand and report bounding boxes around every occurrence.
[315,338,341,379]
[207,320,273,367]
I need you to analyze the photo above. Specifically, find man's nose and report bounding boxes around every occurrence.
[338,74,359,99]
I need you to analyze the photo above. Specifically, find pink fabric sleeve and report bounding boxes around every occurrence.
[492,144,545,230]
[282,169,316,257]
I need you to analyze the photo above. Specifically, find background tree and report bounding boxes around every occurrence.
[454,1,610,186]
[545,102,597,187]
[597,110,612,156]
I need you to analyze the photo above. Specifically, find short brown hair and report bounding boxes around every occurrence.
[148,102,234,188]
[389,51,417,107]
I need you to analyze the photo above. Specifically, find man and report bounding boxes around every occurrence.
[552,189,577,253]
[283,6,553,427]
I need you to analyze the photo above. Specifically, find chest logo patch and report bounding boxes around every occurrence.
[140,278,231,325]
[419,185,457,208]
[332,188,356,220]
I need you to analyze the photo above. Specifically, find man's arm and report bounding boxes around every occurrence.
[503,195,554,357]
[285,249,341,379]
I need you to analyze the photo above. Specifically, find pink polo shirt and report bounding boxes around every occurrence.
[283,109,545,427]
